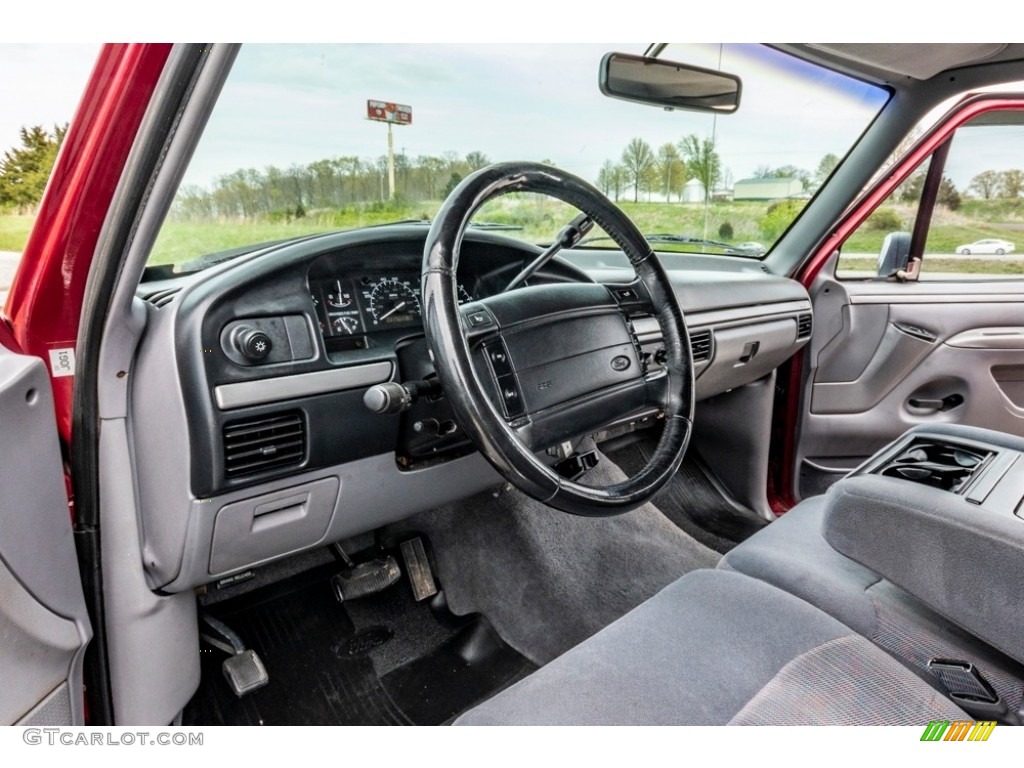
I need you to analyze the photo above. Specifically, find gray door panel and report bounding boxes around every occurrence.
[0,344,91,724]
[796,265,1024,499]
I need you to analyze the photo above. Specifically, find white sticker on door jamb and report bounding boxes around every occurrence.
[48,348,76,377]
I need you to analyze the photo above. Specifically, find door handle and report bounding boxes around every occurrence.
[893,322,938,343]
[908,394,964,412]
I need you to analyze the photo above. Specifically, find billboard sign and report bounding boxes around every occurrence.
[367,100,412,125]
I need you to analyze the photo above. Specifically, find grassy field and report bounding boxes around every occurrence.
[843,202,1024,254]
[838,256,1024,276]
[5,195,1024,278]
[147,196,776,266]
[0,215,34,251]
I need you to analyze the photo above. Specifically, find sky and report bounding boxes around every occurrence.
[0,44,99,155]
[178,43,887,192]
[1,11,1022,194]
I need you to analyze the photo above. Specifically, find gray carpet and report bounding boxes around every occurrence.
[606,438,768,554]
[390,450,719,665]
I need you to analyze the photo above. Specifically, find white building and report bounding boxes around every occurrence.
[682,178,706,203]
[733,177,804,201]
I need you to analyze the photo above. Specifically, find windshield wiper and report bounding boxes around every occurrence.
[578,232,751,256]
[504,213,594,291]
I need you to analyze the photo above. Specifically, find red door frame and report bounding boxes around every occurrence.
[3,43,171,445]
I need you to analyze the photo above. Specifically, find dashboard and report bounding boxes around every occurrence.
[131,224,813,594]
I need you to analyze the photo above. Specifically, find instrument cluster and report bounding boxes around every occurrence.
[311,272,472,342]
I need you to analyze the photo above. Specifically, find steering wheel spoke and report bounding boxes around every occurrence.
[605,277,658,316]
[423,162,695,516]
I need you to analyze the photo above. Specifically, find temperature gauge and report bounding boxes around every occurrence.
[326,279,355,309]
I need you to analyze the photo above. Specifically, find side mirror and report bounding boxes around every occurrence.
[599,52,741,114]
[876,231,915,278]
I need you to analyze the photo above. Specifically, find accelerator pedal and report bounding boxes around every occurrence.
[331,545,401,601]
[200,614,270,698]
[400,536,438,602]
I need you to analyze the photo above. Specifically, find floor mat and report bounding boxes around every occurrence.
[606,438,768,554]
[389,448,720,666]
[184,560,535,726]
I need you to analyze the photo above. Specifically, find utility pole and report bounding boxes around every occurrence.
[367,100,412,201]
[387,122,396,200]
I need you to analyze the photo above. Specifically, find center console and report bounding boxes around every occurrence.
[854,429,1023,518]
[822,423,1024,667]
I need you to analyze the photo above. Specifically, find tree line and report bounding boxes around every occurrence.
[596,135,842,204]
[7,121,1024,221]
[171,151,498,221]
[968,169,1024,200]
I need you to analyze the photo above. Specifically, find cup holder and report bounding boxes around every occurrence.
[878,440,992,494]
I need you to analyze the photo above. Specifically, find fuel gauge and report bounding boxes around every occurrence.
[331,315,361,335]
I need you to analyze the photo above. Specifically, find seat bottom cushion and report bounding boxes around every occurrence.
[455,570,965,725]
[720,496,1024,714]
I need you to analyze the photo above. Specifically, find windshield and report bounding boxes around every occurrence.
[149,44,889,271]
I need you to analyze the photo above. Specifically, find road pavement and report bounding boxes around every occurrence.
[0,251,20,307]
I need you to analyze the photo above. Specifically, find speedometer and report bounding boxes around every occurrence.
[368,278,420,326]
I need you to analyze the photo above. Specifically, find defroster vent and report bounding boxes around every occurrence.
[140,286,181,308]
[223,412,306,478]
[690,329,712,362]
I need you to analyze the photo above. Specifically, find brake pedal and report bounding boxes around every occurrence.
[331,555,401,601]
[200,614,270,697]
[222,650,270,697]
[400,537,438,602]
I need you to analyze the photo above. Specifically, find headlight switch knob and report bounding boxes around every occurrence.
[233,326,273,362]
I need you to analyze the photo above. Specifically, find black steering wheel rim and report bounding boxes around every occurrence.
[422,161,694,516]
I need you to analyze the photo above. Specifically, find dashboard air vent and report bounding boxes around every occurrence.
[797,313,813,340]
[141,287,182,308]
[223,412,306,478]
[690,329,712,362]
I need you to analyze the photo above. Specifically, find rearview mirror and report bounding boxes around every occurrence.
[599,52,741,113]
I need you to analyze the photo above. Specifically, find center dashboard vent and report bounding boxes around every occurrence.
[690,329,712,363]
[223,412,306,478]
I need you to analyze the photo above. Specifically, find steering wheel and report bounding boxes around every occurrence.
[422,162,694,516]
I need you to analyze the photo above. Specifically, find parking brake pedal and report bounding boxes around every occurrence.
[331,544,401,601]
[200,614,270,698]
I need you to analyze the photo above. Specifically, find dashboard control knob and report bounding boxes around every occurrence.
[233,326,273,362]
[364,378,443,416]
[363,382,411,415]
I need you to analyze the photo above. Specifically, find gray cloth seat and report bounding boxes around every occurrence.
[720,495,1024,714]
[456,569,966,725]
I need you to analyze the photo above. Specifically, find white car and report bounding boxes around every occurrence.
[955,238,1015,255]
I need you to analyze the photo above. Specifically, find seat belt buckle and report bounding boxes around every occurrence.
[927,658,999,704]
[926,658,1021,724]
